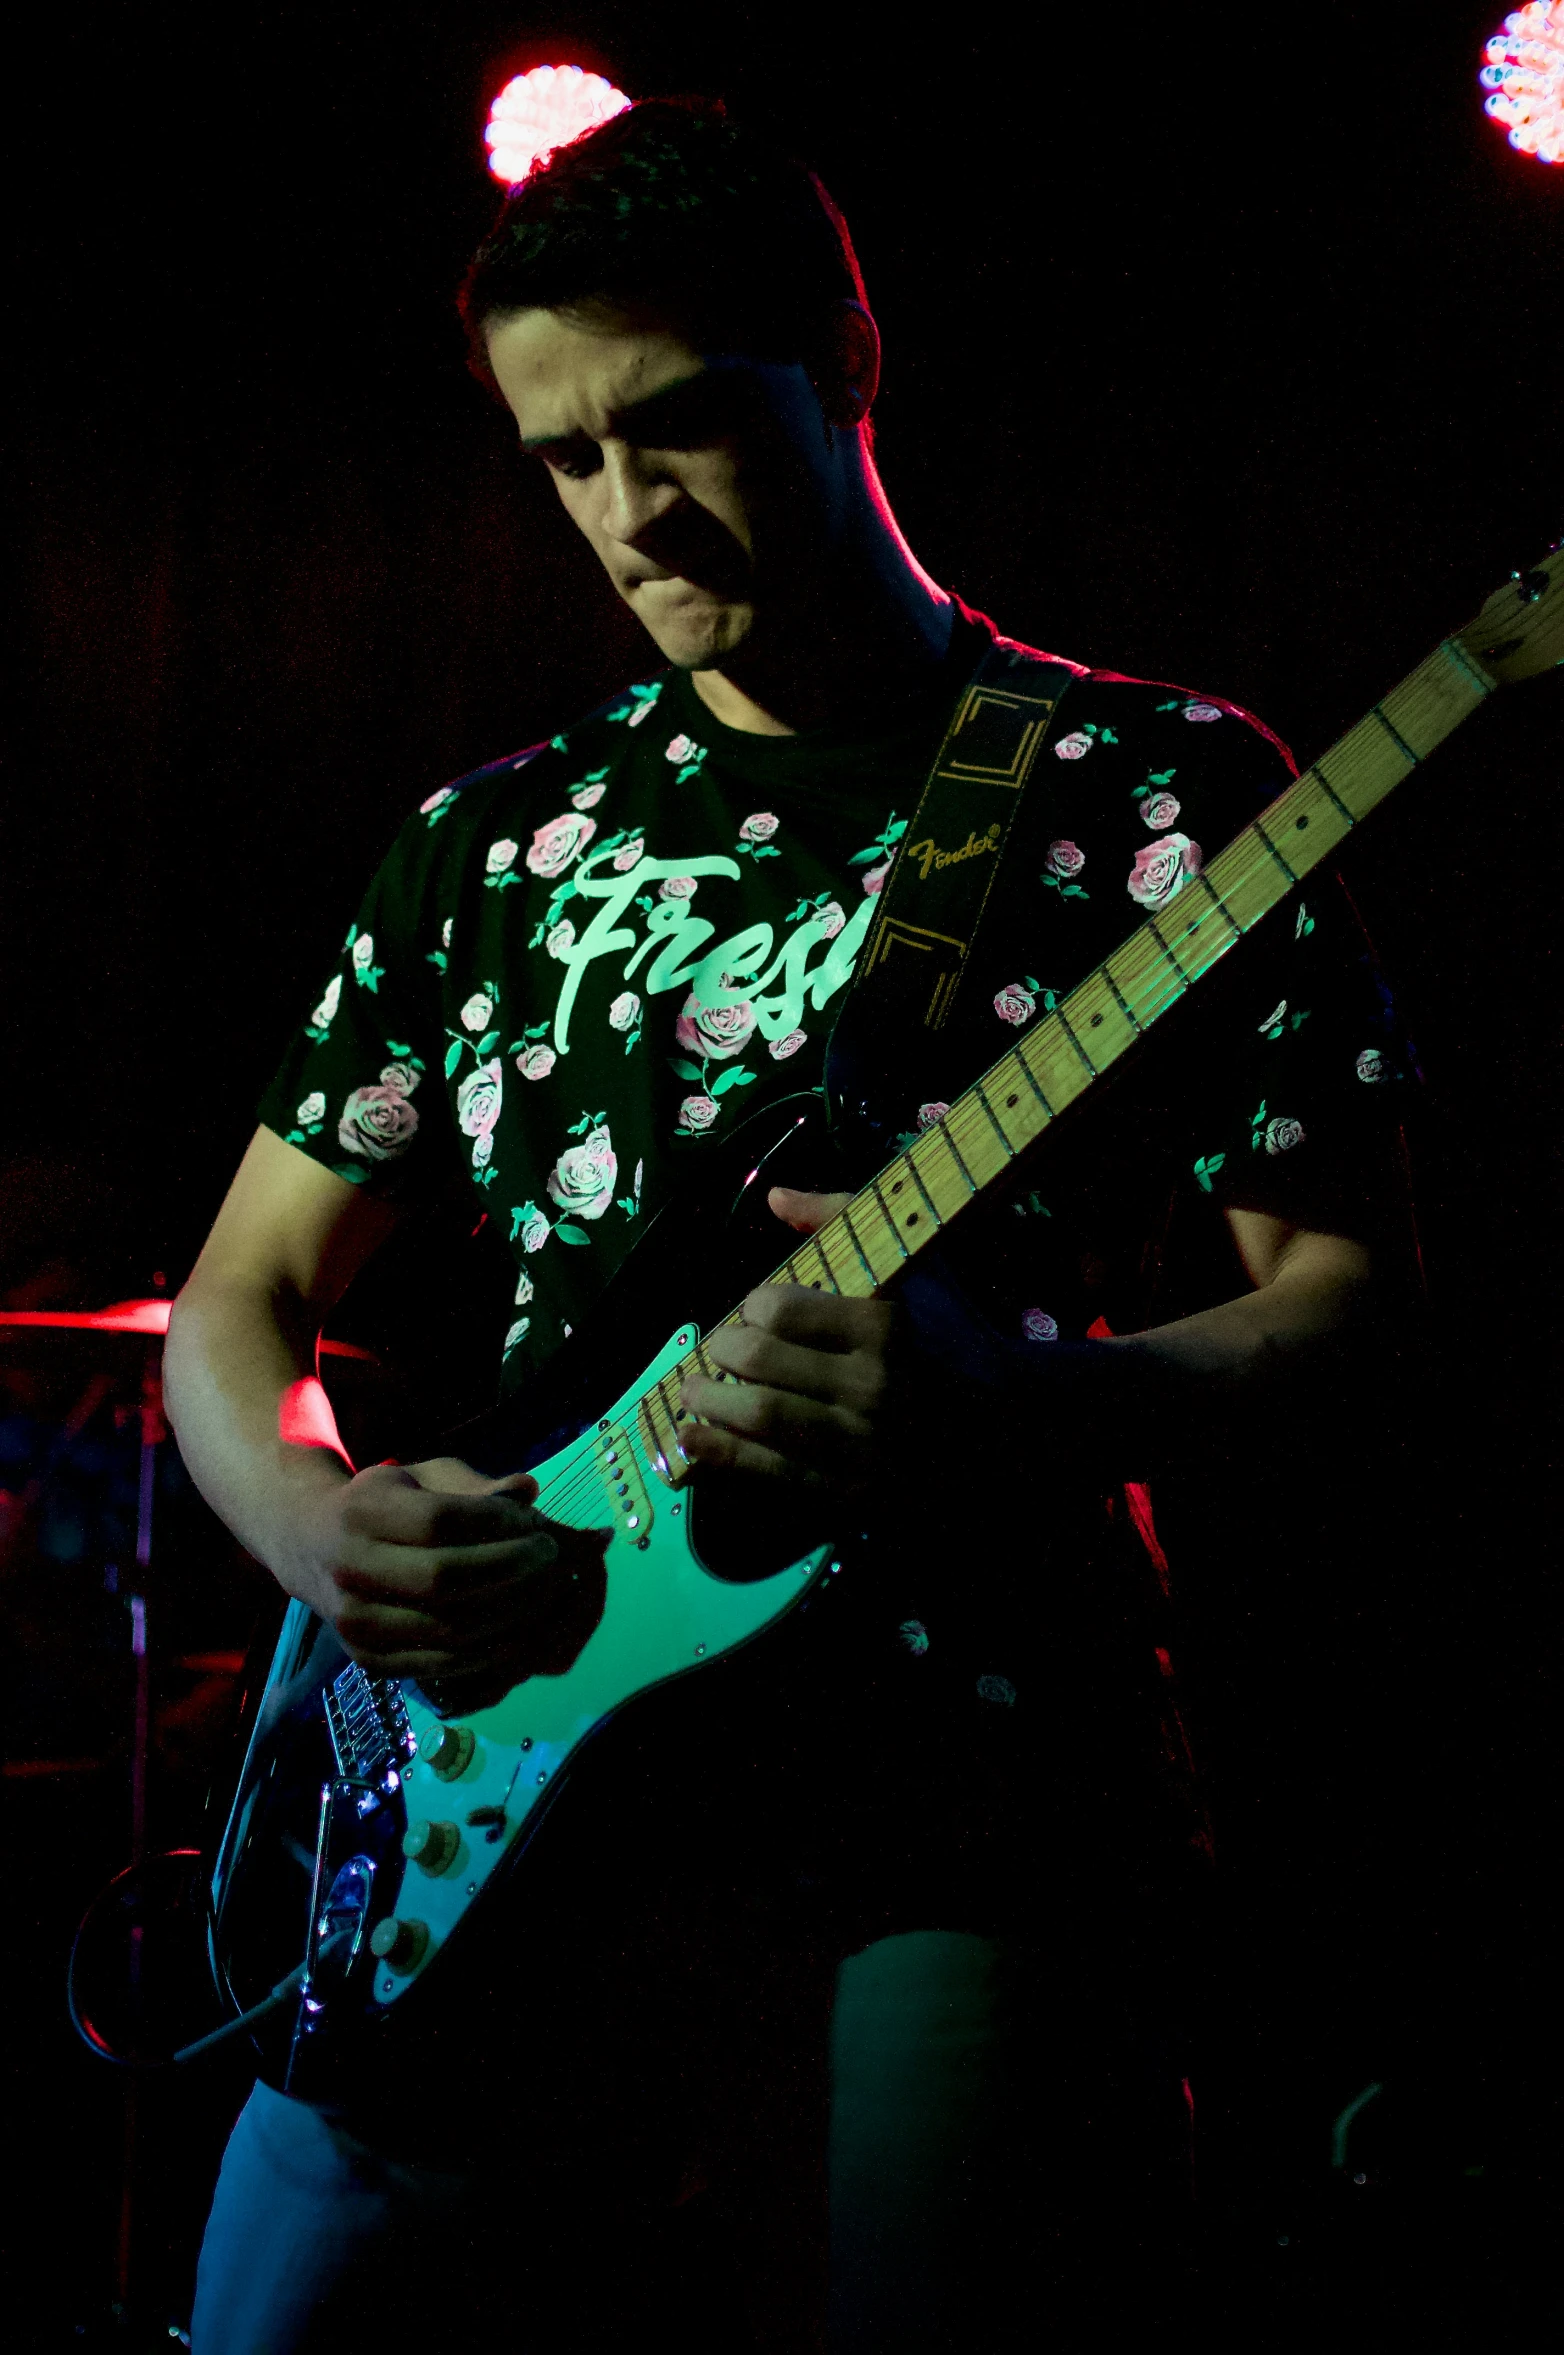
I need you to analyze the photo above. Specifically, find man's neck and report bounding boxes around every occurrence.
[688,473,955,738]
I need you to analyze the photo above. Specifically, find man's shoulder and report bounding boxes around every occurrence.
[990,631,1293,774]
[398,673,675,843]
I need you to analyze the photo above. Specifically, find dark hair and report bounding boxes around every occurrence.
[459,98,868,377]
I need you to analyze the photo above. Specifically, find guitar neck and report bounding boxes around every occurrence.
[629,618,1524,1483]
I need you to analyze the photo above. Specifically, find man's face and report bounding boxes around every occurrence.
[485,305,840,670]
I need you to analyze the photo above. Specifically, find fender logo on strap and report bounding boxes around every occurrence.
[907,823,1002,881]
[859,653,1064,1032]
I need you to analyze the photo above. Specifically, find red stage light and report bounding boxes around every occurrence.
[485,63,631,186]
[1480,5,1564,163]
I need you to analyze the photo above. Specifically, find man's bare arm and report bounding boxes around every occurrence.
[165,1127,601,1708]
[163,1125,397,1604]
[680,1190,1374,1484]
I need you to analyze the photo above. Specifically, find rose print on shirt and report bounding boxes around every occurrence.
[297,1091,326,1130]
[1250,1101,1305,1155]
[736,812,781,860]
[784,889,844,937]
[306,972,342,1041]
[420,785,455,825]
[605,681,663,727]
[512,1018,556,1081]
[848,811,907,898]
[526,811,597,879]
[348,929,384,993]
[1355,1048,1388,1083]
[669,995,760,1133]
[546,1116,617,1238]
[1127,833,1202,911]
[677,1093,719,1134]
[769,1030,807,1060]
[1043,840,1089,899]
[993,981,1037,1027]
[484,839,522,888]
[514,1269,535,1307]
[675,994,757,1061]
[609,991,642,1053]
[664,734,708,784]
[510,1201,552,1253]
[1021,1309,1059,1342]
[338,1083,419,1163]
[503,1317,531,1356]
[659,875,699,904]
[917,1101,950,1128]
[1053,721,1119,761]
[1182,703,1223,723]
[572,782,607,811]
[456,1059,503,1184]
[1132,766,1179,822]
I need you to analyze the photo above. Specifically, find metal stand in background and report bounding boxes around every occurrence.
[116,1335,166,2323]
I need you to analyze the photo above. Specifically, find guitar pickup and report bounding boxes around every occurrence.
[592,1422,654,1538]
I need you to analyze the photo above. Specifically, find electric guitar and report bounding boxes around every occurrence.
[208,546,1563,2079]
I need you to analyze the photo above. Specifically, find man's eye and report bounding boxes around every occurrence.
[542,446,601,482]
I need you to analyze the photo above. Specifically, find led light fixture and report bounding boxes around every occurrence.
[485,63,631,186]
[1480,5,1564,164]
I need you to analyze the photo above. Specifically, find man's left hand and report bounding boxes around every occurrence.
[677,1186,895,1491]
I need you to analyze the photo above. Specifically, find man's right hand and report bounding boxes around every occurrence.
[307,1459,610,1713]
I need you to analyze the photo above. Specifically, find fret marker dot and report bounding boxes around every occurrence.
[908,1212,920,1225]
[1006,1095,1019,1108]
[1296,815,1309,829]
[1090,1014,1102,1027]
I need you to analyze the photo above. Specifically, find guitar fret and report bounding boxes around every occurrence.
[1255,821,1298,887]
[1309,762,1357,830]
[838,1205,878,1286]
[796,1235,839,1293]
[1440,636,1495,699]
[1013,1043,1054,1116]
[1102,966,1142,1035]
[1145,913,1197,985]
[936,1122,979,1195]
[869,1177,911,1260]
[902,1151,944,1230]
[974,1078,1018,1157]
[1054,1004,1098,1080]
[1371,703,1419,768]
[1194,866,1243,941]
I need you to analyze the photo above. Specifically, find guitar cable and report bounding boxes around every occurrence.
[67,1887,351,2070]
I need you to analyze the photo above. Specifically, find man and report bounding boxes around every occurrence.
[168,99,1406,2350]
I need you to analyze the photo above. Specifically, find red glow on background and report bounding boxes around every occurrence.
[485,64,631,186]
[1480,6,1564,163]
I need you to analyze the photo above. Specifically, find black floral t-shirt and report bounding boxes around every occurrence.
[258,608,1412,1392]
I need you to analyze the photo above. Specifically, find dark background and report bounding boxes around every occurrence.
[5,0,1561,2341]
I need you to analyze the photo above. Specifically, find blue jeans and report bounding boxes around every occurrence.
[193,1931,1030,2353]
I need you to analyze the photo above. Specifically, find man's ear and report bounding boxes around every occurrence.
[812,300,881,430]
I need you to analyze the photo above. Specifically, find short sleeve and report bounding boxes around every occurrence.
[1187,875,1416,1238]
[257,806,458,1201]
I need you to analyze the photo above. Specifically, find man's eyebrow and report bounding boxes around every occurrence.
[520,370,715,454]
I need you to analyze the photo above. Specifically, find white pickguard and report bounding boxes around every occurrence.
[377,1324,833,2005]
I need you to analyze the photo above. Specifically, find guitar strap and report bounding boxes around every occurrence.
[827,633,1080,1128]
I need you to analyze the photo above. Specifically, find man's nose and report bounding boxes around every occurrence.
[599,442,680,545]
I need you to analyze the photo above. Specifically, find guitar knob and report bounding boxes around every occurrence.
[402,1819,459,1875]
[370,1915,429,1974]
[417,1723,475,1781]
